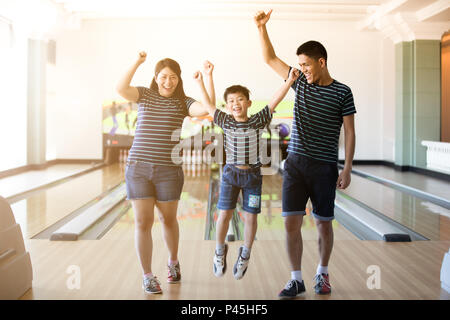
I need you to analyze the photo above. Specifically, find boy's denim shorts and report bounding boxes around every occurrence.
[125,160,184,202]
[282,153,338,221]
[217,164,263,214]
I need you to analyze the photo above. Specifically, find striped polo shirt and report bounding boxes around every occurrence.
[288,69,356,163]
[128,86,196,166]
[214,105,272,167]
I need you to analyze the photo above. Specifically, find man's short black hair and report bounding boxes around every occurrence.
[296,41,327,62]
[223,85,251,101]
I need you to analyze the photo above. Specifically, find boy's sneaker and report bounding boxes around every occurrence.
[213,243,228,277]
[167,262,181,283]
[142,276,162,294]
[233,246,250,280]
[278,279,306,299]
[314,273,331,294]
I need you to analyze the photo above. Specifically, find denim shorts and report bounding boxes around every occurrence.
[125,160,184,202]
[217,164,263,214]
[282,153,338,221]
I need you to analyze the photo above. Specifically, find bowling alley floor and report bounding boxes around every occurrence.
[4,163,449,300]
[20,233,450,300]
[18,173,450,300]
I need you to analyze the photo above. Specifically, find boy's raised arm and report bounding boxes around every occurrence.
[203,60,216,107]
[193,71,217,117]
[268,68,300,113]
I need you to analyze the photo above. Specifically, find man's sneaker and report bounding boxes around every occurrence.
[278,279,306,299]
[314,273,331,294]
[213,244,228,277]
[167,262,181,283]
[142,276,162,294]
[233,246,250,280]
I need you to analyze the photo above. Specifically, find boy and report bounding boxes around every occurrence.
[193,61,300,279]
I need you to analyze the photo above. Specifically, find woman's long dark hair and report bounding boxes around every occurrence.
[150,58,187,101]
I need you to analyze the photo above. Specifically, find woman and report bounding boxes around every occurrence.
[116,52,213,294]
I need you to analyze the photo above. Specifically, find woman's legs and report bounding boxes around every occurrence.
[132,198,156,275]
[156,200,180,262]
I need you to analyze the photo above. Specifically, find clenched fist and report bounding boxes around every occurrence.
[254,9,273,27]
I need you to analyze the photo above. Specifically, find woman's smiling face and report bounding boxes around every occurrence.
[155,67,179,97]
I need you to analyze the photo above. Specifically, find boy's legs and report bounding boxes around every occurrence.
[214,165,240,277]
[216,209,234,246]
[213,209,234,277]
[243,211,258,252]
[233,170,262,279]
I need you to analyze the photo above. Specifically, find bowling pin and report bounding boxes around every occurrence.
[197,149,202,164]
[182,148,187,164]
[187,149,191,165]
[191,163,196,177]
[192,149,197,165]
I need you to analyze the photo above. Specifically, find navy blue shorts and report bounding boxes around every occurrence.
[125,160,184,202]
[217,164,262,214]
[282,153,338,221]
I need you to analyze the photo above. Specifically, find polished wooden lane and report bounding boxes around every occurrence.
[0,163,98,201]
[11,163,125,239]
[353,165,450,202]
[341,174,450,241]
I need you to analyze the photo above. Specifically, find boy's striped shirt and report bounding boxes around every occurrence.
[214,105,272,167]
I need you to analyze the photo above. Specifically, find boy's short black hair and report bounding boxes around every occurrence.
[223,85,251,101]
[296,40,327,62]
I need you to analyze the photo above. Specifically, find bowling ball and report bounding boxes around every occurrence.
[276,123,290,139]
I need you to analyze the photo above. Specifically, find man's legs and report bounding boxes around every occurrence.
[315,219,334,268]
[285,215,304,271]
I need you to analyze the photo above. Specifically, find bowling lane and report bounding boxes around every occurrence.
[0,163,100,201]
[12,163,125,239]
[340,173,450,241]
[107,165,357,242]
[105,164,211,242]
[352,165,450,202]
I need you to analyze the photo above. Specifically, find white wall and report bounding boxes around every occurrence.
[381,38,396,162]
[0,23,28,171]
[49,17,392,160]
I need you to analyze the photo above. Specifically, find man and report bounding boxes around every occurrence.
[254,9,356,299]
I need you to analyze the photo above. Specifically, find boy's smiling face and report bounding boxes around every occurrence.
[225,92,252,121]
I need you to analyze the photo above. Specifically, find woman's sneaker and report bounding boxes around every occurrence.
[314,273,331,294]
[213,243,228,277]
[233,246,250,280]
[167,262,181,283]
[278,279,306,299]
[142,275,162,294]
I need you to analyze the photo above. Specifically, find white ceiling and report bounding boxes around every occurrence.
[50,0,449,22]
